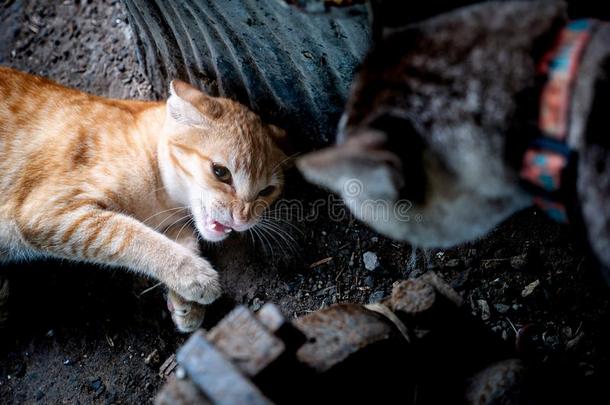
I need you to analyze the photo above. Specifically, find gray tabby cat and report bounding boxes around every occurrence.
[298,1,610,279]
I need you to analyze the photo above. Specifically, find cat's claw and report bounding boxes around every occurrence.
[167,290,206,333]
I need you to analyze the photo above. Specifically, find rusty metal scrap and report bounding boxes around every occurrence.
[177,331,273,405]
[294,303,394,372]
[155,377,212,405]
[157,272,532,405]
[207,306,286,377]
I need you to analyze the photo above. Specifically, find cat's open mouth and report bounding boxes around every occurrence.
[207,220,233,235]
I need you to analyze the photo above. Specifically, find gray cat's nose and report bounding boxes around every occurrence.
[368,113,427,204]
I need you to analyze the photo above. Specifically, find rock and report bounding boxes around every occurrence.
[250,297,263,311]
[566,332,585,350]
[364,276,374,288]
[510,254,527,270]
[35,390,45,400]
[465,359,526,405]
[450,268,470,290]
[521,280,540,297]
[477,299,490,321]
[89,377,105,397]
[494,304,510,314]
[363,251,380,271]
[368,290,385,304]
[444,259,461,268]
[144,349,159,366]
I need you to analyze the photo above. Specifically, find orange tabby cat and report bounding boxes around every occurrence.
[0,66,287,332]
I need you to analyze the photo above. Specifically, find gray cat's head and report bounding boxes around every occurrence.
[298,1,567,248]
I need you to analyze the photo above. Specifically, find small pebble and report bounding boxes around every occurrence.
[444,259,460,268]
[368,290,385,304]
[250,297,263,311]
[477,299,490,321]
[521,280,540,297]
[494,303,511,314]
[510,254,527,270]
[363,251,380,271]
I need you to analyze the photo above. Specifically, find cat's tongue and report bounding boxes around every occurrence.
[208,221,233,234]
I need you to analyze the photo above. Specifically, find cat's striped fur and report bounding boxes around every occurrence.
[0,67,286,332]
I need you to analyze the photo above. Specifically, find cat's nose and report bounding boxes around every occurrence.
[232,209,250,229]
[368,113,427,204]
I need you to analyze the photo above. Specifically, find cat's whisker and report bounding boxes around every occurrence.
[174,218,195,244]
[138,281,164,297]
[141,206,189,226]
[247,228,256,247]
[252,225,275,258]
[257,220,299,255]
[256,224,286,257]
[154,214,193,233]
[151,211,191,232]
[258,219,300,249]
[251,228,265,249]
[261,215,304,235]
[271,151,301,175]
[250,226,266,253]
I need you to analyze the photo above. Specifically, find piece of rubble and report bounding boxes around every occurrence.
[155,377,212,405]
[177,331,273,405]
[207,306,286,377]
[363,251,380,271]
[159,354,178,378]
[521,280,540,297]
[391,279,436,316]
[295,304,393,372]
[494,304,510,314]
[465,359,526,405]
[478,300,491,321]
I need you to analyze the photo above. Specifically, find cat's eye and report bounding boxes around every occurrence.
[258,185,276,197]
[212,164,232,183]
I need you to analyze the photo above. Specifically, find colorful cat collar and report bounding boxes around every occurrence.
[520,20,593,223]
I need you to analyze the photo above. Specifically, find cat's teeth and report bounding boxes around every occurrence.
[224,228,233,234]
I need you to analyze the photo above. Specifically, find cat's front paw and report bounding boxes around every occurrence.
[171,256,221,305]
[166,290,206,333]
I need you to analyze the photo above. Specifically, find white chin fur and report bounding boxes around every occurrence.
[199,228,230,242]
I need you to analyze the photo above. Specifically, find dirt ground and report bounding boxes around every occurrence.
[1,0,609,404]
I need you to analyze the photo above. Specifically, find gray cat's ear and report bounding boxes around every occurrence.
[167,80,223,127]
[297,132,404,202]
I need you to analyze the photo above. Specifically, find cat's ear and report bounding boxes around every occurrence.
[297,132,404,202]
[167,80,223,127]
[267,123,295,158]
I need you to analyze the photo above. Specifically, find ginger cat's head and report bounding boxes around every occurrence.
[159,80,287,242]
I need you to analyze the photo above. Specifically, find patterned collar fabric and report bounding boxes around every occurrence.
[519,20,593,223]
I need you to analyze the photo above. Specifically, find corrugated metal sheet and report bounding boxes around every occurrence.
[122,0,371,147]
